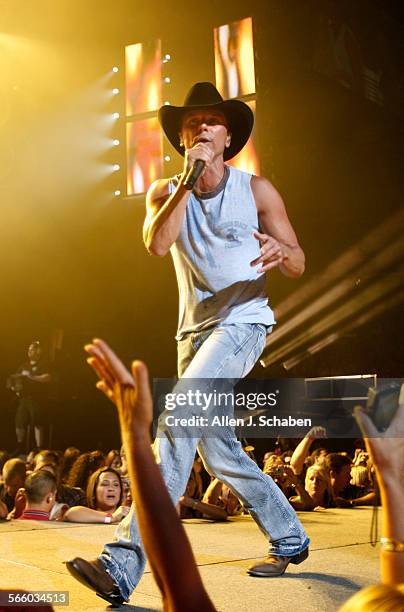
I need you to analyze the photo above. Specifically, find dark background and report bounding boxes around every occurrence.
[0,0,403,454]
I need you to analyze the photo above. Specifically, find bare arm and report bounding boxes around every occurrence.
[202,478,223,506]
[354,389,404,586]
[350,490,378,506]
[143,141,215,257]
[180,495,227,521]
[290,427,327,475]
[28,373,51,383]
[85,339,215,611]
[0,499,7,519]
[143,178,191,256]
[251,176,305,278]
[63,505,128,524]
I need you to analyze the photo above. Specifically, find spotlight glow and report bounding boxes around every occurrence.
[113,164,120,171]
[114,190,121,196]
[162,53,171,63]
[112,88,120,94]
[164,100,170,105]
[113,139,120,146]
[164,77,171,84]
[164,155,171,162]
[112,66,119,73]
[113,112,120,119]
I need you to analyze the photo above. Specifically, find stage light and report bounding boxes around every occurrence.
[113,139,120,146]
[113,164,120,171]
[114,190,121,196]
[164,77,171,84]
[113,112,120,119]
[112,66,119,73]
[162,54,171,63]
[164,155,171,162]
[112,88,120,95]
[163,101,170,105]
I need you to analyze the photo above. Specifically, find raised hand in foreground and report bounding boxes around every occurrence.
[353,385,404,586]
[85,339,215,612]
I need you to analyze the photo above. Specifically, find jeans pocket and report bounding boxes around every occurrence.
[240,324,267,378]
[190,327,214,352]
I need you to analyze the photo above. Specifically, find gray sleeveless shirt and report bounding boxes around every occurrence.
[169,165,276,339]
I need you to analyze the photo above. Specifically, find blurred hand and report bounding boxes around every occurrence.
[307,426,327,440]
[353,384,404,489]
[179,495,196,508]
[14,487,27,517]
[112,505,130,523]
[334,496,353,508]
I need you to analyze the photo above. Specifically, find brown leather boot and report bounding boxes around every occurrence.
[65,557,125,605]
[247,547,309,577]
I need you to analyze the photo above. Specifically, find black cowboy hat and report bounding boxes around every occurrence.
[158,82,254,161]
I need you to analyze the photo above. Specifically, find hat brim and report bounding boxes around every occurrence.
[158,99,254,162]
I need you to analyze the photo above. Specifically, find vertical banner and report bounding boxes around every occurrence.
[214,17,255,99]
[125,40,162,115]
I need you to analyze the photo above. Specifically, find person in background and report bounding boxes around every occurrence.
[116,445,131,506]
[0,458,26,513]
[60,447,81,483]
[33,450,61,471]
[290,426,327,476]
[326,453,377,507]
[66,451,105,491]
[289,465,334,511]
[106,449,122,470]
[18,470,57,521]
[36,462,87,509]
[0,450,10,473]
[201,478,241,518]
[63,467,129,524]
[10,341,51,452]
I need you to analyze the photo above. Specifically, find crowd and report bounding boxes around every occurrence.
[0,340,402,612]
[0,424,380,526]
[0,447,130,523]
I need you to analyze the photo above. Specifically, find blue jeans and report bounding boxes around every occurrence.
[100,323,310,600]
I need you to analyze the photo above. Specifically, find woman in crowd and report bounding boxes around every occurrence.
[60,447,81,483]
[66,450,105,491]
[289,465,334,511]
[63,467,129,524]
[106,449,122,470]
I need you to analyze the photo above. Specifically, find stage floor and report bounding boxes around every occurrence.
[0,508,379,611]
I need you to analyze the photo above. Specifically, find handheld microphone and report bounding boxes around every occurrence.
[183,160,205,190]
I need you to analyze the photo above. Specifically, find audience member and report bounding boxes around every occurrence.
[0,450,10,473]
[289,465,334,510]
[66,450,105,491]
[35,462,86,508]
[19,471,57,521]
[63,467,129,524]
[33,450,61,471]
[290,426,327,476]
[325,453,377,507]
[106,449,121,470]
[60,447,81,483]
[0,458,26,513]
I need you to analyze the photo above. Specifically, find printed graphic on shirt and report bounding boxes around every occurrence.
[217,220,250,249]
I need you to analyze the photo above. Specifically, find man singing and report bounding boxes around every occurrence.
[67,82,310,604]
